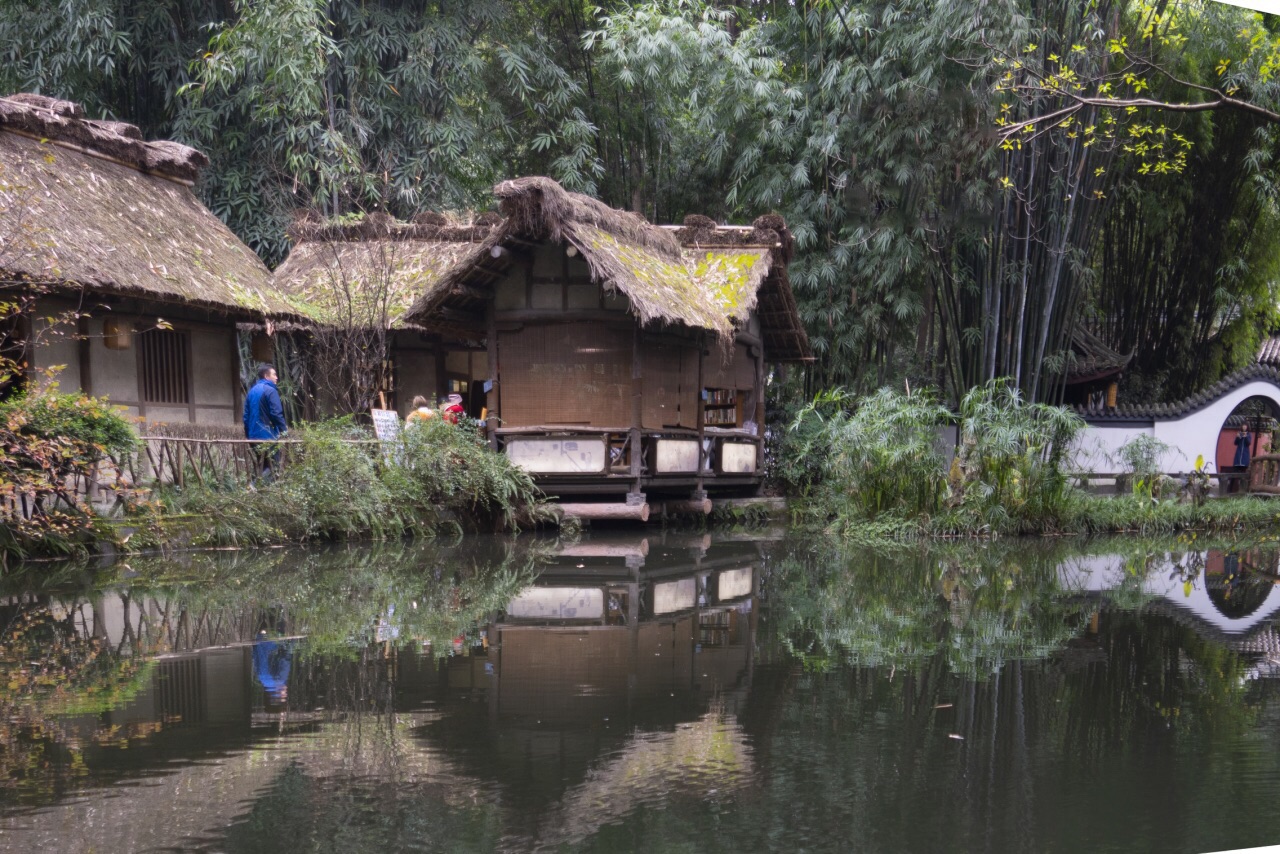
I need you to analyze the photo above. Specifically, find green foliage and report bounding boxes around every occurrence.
[0,387,140,563]
[162,418,546,546]
[788,379,1085,535]
[790,385,951,521]
[943,379,1086,531]
[1114,434,1174,484]
[0,388,137,456]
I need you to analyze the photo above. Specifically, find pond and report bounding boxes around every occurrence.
[2,530,1280,853]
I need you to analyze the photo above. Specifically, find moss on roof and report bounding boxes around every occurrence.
[0,126,289,318]
[684,248,771,320]
[271,238,487,327]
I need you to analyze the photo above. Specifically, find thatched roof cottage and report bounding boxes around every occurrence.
[0,93,293,427]
[274,176,810,511]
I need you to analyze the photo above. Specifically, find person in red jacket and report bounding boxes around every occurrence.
[441,393,465,424]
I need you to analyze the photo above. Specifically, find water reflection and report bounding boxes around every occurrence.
[1,534,1280,852]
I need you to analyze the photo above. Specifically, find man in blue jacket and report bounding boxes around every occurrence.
[243,364,288,479]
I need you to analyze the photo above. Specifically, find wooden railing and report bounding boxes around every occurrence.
[1069,470,1250,497]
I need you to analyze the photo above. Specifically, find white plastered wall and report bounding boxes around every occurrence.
[1071,424,1154,472]
[1071,379,1280,474]
[1151,380,1280,472]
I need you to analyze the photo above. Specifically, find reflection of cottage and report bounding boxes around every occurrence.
[0,94,294,426]
[420,535,760,844]
[274,178,811,509]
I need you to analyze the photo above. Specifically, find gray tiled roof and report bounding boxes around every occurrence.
[1072,364,1280,422]
[1258,336,1280,366]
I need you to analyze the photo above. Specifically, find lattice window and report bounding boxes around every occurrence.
[138,329,190,405]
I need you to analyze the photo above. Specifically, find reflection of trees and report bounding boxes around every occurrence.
[0,539,541,807]
[765,539,1089,678]
[0,608,158,804]
[12,539,539,660]
[735,534,1280,852]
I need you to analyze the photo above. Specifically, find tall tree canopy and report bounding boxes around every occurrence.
[2,0,1280,403]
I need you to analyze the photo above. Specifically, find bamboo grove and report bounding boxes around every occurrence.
[3,0,1280,403]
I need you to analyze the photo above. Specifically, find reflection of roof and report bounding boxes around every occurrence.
[525,712,753,850]
[1073,364,1280,422]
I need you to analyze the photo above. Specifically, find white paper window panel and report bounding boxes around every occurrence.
[720,442,757,473]
[507,587,605,620]
[655,439,700,473]
[717,567,753,601]
[506,437,607,473]
[654,577,697,615]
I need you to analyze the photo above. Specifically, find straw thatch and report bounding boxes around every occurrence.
[271,235,488,326]
[0,94,208,183]
[401,177,811,358]
[276,176,811,359]
[0,94,290,318]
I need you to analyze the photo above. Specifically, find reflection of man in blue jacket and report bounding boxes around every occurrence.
[243,364,288,478]
[253,632,293,712]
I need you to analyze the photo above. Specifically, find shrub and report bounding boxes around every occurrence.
[0,388,139,563]
[945,379,1086,533]
[789,379,1087,536]
[1113,434,1176,497]
[788,386,951,521]
[163,417,548,546]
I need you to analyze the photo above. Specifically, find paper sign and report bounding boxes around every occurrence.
[370,408,402,441]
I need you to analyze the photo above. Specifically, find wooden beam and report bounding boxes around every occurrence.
[629,325,643,495]
[486,302,498,451]
[556,502,650,522]
[77,315,92,396]
[449,283,489,301]
[438,307,485,327]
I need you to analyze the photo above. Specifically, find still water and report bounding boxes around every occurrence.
[2,531,1280,853]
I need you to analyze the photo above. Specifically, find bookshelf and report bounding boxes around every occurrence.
[704,388,742,428]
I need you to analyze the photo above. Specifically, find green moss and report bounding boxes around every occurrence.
[689,250,768,316]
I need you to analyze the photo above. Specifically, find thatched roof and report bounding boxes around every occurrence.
[271,212,490,327]
[397,177,812,360]
[0,94,290,318]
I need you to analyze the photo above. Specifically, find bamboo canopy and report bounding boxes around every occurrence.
[0,93,292,318]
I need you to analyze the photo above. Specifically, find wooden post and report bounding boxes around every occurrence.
[230,327,242,425]
[695,334,706,496]
[487,303,499,451]
[629,325,643,498]
[77,316,92,396]
[434,343,447,405]
[754,342,766,491]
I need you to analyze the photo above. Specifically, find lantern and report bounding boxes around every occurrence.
[103,317,131,350]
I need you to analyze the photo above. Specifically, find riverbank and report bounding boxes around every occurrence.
[796,493,1280,544]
